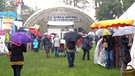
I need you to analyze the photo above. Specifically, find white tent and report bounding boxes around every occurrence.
[119,2,135,69]
[119,2,135,23]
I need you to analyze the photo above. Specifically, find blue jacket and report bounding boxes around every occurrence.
[33,39,39,48]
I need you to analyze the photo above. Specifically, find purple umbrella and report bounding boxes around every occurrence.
[10,32,32,44]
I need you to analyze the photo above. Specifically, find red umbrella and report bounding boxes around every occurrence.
[47,34,52,38]
[29,28,41,36]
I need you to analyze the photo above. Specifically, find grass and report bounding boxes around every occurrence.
[0,43,120,76]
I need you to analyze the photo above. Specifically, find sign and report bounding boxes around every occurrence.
[46,15,79,22]
[3,18,13,29]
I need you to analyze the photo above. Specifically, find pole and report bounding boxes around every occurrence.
[0,17,2,30]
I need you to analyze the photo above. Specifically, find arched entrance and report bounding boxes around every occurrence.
[24,6,94,34]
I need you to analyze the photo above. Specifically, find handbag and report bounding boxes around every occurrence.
[103,42,108,48]
[123,65,135,76]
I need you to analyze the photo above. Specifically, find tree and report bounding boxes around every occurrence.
[94,0,134,21]
[62,0,90,10]
[122,0,134,11]
[22,6,35,22]
[0,0,35,22]
[0,0,7,11]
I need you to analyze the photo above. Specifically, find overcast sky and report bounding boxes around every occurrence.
[23,0,95,19]
[23,0,64,9]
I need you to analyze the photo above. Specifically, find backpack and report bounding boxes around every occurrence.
[66,42,75,49]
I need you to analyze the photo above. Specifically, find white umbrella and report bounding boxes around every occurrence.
[88,31,95,36]
[113,26,135,36]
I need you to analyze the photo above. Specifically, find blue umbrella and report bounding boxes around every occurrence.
[10,32,32,44]
[113,26,135,36]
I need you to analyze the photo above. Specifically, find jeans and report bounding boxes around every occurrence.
[66,52,75,67]
[105,49,113,68]
[82,49,90,60]
[11,65,23,76]
[54,47,59,57]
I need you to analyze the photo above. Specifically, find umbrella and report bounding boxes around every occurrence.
[113,26,135,36]
[63,31,82,42]
[95,28,114,36]
[29,28,41,36]
[47,34,52,38]
[79,32,86,37]
[88,32,95,36]
[50,33,57,35]
[17,28,27,32]
[10,32,32,44]
[90,19,134,29]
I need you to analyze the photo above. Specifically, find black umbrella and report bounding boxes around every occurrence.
[17,28,27,32]
[63,31,82,42]
[51,33,57,35]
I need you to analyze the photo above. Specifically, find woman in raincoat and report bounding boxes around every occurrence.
[7,42,26,76]
[33,37,39,52]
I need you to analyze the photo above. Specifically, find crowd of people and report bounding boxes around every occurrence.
[6,27,133,76]
[95,33,133,76]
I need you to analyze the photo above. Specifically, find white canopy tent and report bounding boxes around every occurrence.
[119,2,135,69]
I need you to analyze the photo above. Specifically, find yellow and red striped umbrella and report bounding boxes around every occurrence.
[90,19,134,30]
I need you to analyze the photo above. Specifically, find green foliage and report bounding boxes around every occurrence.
[0,0,35,22]
[0,43,120,76]
[94,0,134,21]
[0,0,6,11]
[95,1,122,20]
[122,0,135,11]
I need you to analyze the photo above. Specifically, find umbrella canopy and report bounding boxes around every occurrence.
[17,28,27,32]
[10,32,32,44]
[95,28,114,36]
[113,26,135,36]
[50,33,57,35]
[63,31,82,42]
[88,31,95,36]
[90,19,134,29]
[29,28,41,36]
[79,32,86,37]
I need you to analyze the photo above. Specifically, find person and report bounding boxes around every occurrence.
[82,36,92,60]
[42,35,51,57]
[53,35,60,57]
[37,36,42,49]
[76,37,82,53]
[0,37,3,44]
[66,41,76,68]
[119,35,131,76]
[102,35,115,69]
[5,32,10,47]
[7,42,26,76]
[33,37,39,52]
[51,35,56,53]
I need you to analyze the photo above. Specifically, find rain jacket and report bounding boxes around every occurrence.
[8,43,26,65]
[33,39,39,48]
[82,36,92,51]
[102,35,115,51]
[5,33,10,42]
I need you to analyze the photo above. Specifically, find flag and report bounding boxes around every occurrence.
[16,0,24,15]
